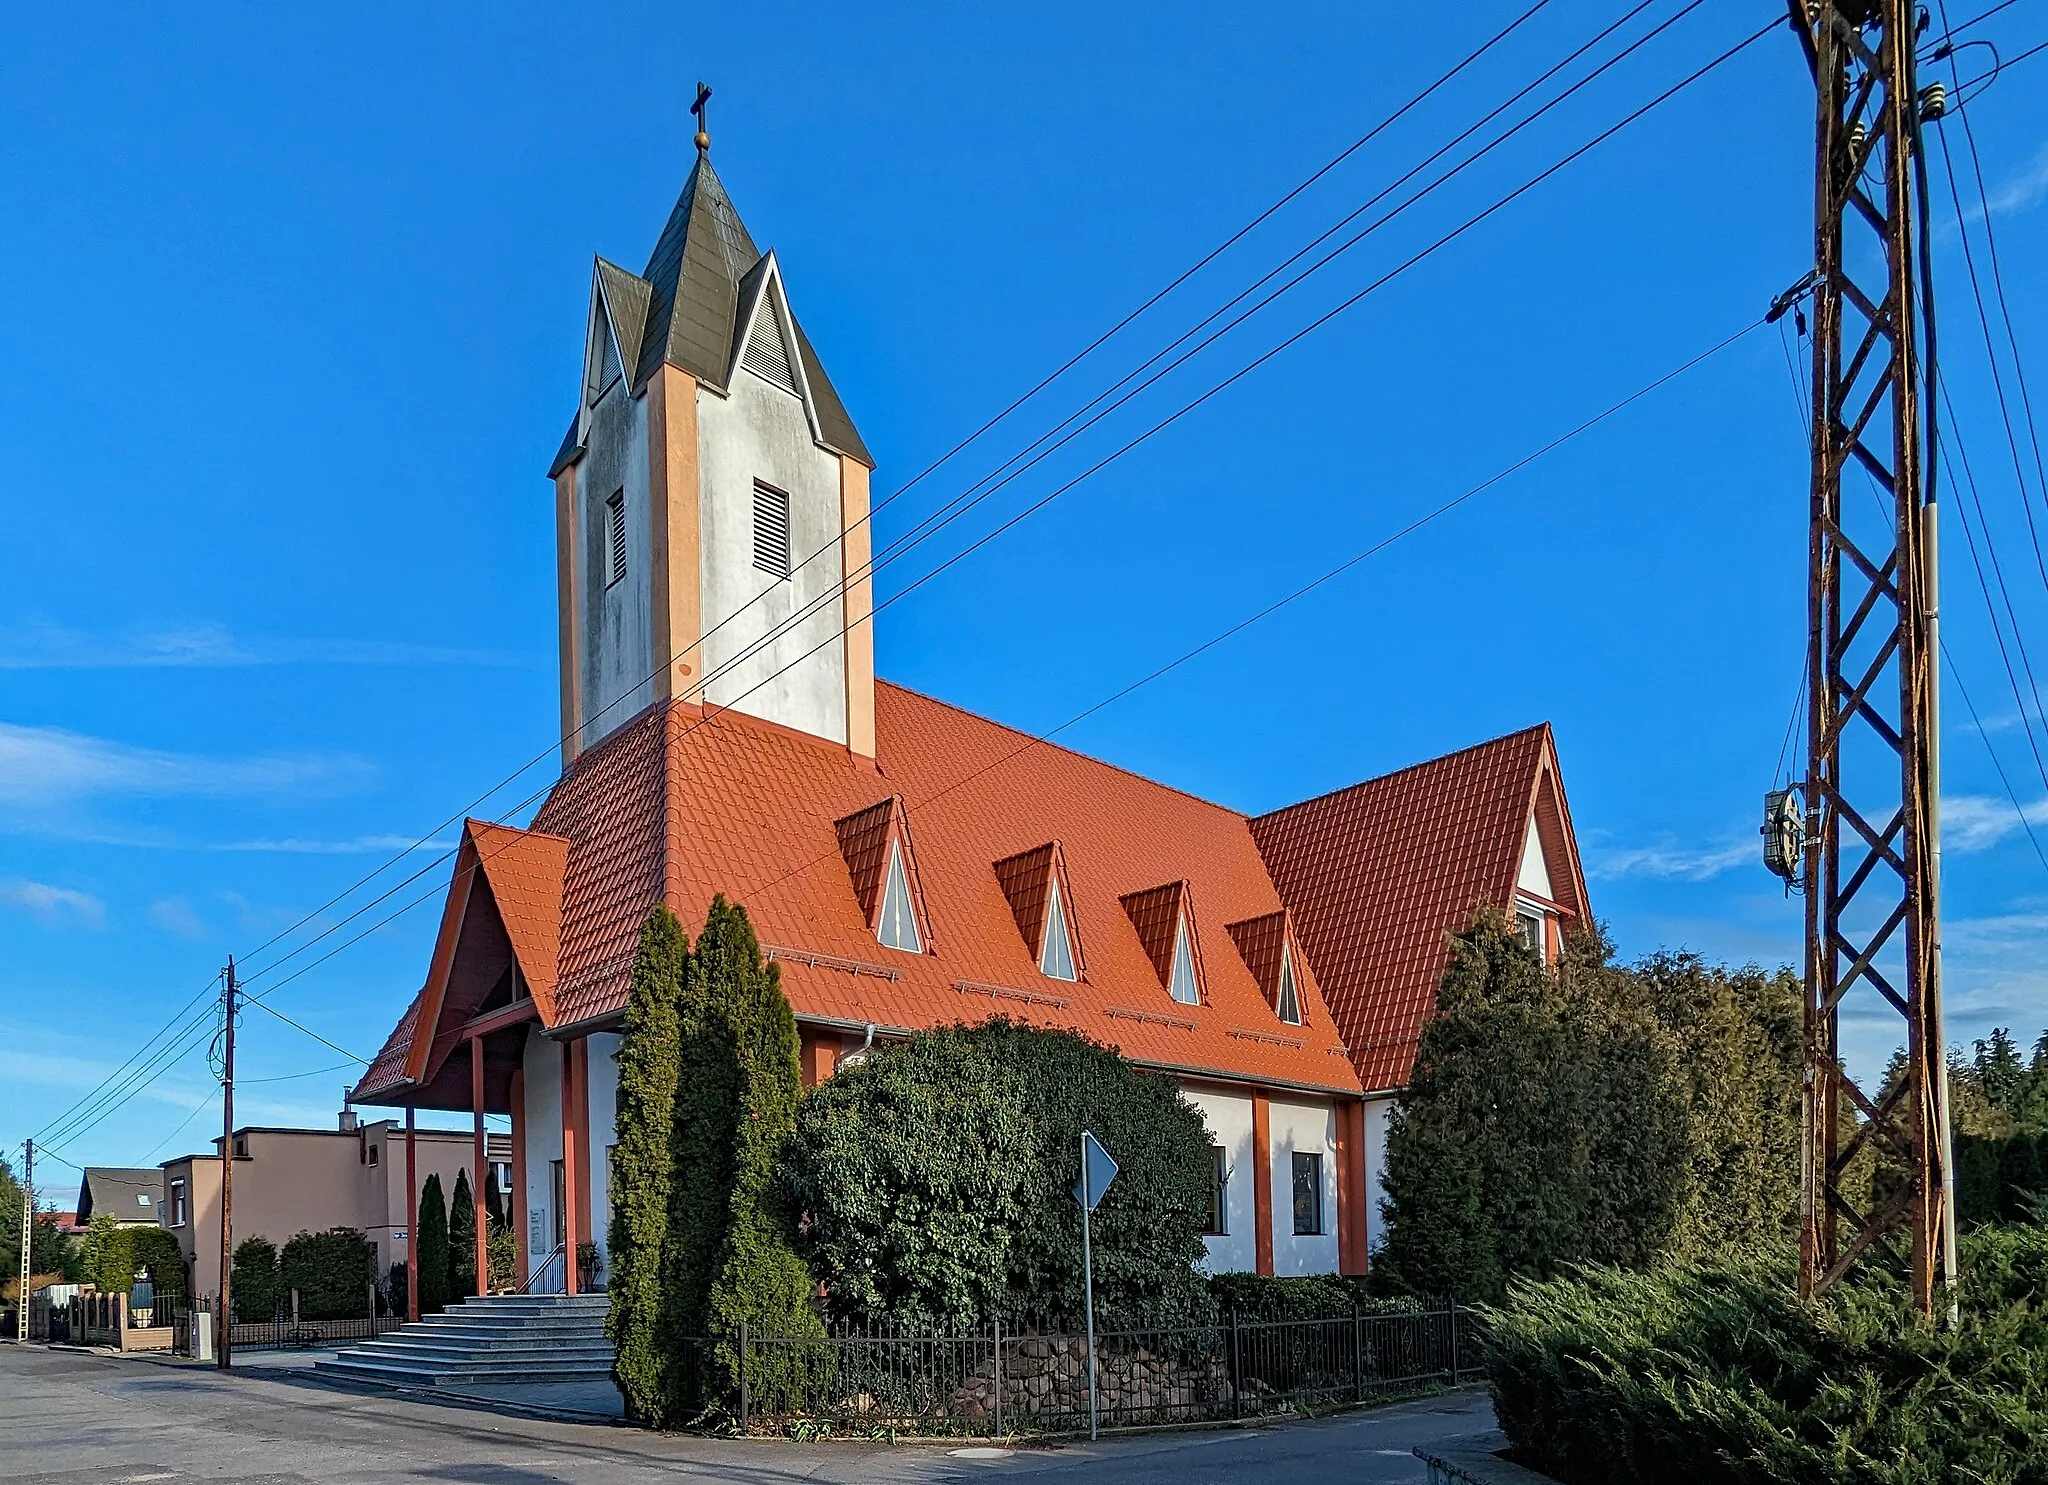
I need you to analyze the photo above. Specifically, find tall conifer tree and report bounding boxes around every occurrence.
[449,1167,477,1300]
[416,1174,450,1314]
[607,904,689,1424]
[699,896,823,1387]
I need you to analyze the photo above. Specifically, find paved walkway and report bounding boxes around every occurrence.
[0,1341,1498,1484]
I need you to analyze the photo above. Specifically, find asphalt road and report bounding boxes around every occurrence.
[0,1343,1498,1485]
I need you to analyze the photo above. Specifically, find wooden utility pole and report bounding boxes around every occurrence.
[16,1138,32,1342]
[1782,0,1955,1318]
[218,959,237,1367]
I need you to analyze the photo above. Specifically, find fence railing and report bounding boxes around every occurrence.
[164,1293,402,1355]
[712,1303,1480,1438]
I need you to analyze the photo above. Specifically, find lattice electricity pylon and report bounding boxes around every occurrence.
[1783,0,1955,1317]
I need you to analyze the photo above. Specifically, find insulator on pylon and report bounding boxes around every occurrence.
[1918,82,1948,121]
[1848,121,1869,155]
[1762,789,1804,885]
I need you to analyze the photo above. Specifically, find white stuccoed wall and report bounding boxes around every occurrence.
[695,364,848,744]
[519,1027,564,1286]
[584,1032,621,1274]
[1179,1081,1258,1274]
[579,382,655,751]
[1268,1098,1341,1276]
[1364,1096,1395,1251]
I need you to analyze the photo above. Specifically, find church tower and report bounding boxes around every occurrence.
[546,127,876,765]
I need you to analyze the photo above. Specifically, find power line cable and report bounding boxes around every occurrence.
[189,0,1567,1004]
[228,6,1776,1011]
[1942,636,2048,873]
[734,317,1771,908]
[674,0,1734,729]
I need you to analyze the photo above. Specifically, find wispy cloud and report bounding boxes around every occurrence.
[1587,836,1754,882]
[1982,141,2048,219]
[0,723,374,805]
[146,896,206,940]
[0,877,107,929]
[206,834,456,855]
[0,620,526,670]
[1942,793,2048,852]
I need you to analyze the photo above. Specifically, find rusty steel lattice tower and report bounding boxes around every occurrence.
[1787,0,1955,1315]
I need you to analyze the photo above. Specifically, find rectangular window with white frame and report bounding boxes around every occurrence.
[1515,901,1549,958]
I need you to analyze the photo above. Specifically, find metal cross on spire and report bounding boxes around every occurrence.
[692,82,712,156]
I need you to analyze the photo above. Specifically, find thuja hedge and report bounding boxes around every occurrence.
[1484,1227,2048,1484]
[786,1019,1216,1334]
[281,1228,376,1320]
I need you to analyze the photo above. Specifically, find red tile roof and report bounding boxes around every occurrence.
[1249,724,1585,1092]
[353,692,1585,1107]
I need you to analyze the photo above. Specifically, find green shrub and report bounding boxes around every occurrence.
[281,1228,374,1320]
[449,1167,477,1300]
[609,905,688,1423]
[1206,1271,1416,1319]
[232,1237,282,1321]
[1484,1228,2048,1484]
[127,1227,187,1303]
[1376,917,1800,1304]
[416,1175,450,1314]
[789,1019,1216,1333]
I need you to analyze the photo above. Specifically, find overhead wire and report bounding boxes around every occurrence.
[188,0,1570,1005]
[733,318,1772,908]
[222,10,1791,1024]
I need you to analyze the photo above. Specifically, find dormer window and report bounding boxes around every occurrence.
[1040,879,1077,981]
[605,490,627,587]
[877,840,922,953]
[1276,945,1303,1025]
[1168,914,1200,1005]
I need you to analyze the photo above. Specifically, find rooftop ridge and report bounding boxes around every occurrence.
[1252,721,1551,824]
[874,679,1252,822]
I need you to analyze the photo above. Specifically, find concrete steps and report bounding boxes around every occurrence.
[315,1294,614,1389]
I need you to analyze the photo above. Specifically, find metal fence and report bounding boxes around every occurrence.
[164,1294,402,1355]
[722,1303,1480,1438]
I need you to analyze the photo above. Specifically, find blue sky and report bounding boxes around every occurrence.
[5,1,2047,1195]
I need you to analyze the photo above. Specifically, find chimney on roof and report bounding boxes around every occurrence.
[339,1093,359,1135]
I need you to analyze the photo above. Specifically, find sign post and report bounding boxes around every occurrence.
[1072,1130,1118,1442]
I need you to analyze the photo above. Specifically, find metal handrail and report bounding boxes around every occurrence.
[515,1242,567,1296]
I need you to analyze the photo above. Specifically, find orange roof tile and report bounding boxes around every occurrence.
[1249,724,1583,1092]
[354,690,1586,1107]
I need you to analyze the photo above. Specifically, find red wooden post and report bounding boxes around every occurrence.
[1251,1093,1274,1277]
[405,1105,419,1322]
[471,1037,489,1297]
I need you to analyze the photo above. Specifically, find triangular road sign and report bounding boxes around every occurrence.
[1072,1130,1119,1212]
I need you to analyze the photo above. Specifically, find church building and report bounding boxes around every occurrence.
[349,136,1590,1298]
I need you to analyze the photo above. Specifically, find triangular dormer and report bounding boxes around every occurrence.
[994,842,1084,982]
[1120,880,1206,1006]
[1227,910,1312,1028]
[834,797,931,954]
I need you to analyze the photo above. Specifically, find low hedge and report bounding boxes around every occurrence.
[1207,1271,1421,1320]
[1484,1226,2048,1484]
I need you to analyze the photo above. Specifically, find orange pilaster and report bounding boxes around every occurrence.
[560,1040,579,1296]
[799,1028,838,1088]
[1335,1100,1368,1276]
[1252,1093,1274,1276]
[405,1106,419,1321]
[509,1068,526,1286]
[471,1038,489,1297]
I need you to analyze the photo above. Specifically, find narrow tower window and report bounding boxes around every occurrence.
[1276,944,1302,1025]
[753,482,791,579]
[605,490,627,586]
[591,321,623,402]
[877,840,922,953]
[1167,913,1200,1005]
[741,302,799,396]
[1040,879,1077,981]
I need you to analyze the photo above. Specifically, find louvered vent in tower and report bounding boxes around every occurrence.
[741,302,799,395]
[753,482,791,579]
